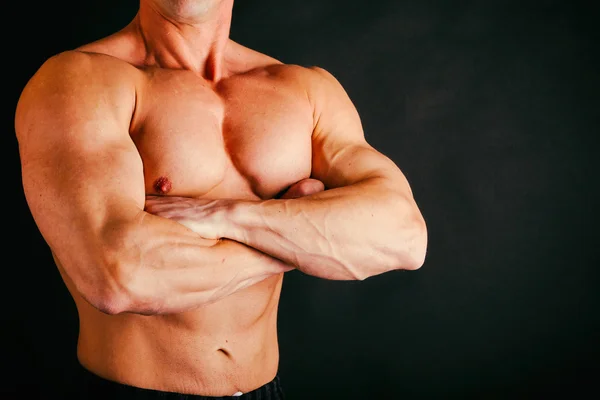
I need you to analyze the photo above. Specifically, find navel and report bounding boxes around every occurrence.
[153,176,173,194]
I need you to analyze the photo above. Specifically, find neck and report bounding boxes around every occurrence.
[134,0,234,80]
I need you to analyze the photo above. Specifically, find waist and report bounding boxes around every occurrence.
[74,361,285,399]
[76,310,280,396]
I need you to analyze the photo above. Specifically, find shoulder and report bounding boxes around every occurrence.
[18,50,138,105]
[260,64,352,115]
[225,39,341,83]
[240,61,355,125]
[261,62,347,99]
[15,50,138,137]
[240,60,344,101]
[21,49,139,93]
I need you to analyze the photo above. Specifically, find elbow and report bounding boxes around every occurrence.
[74,245,146,315]
[99,255,162,315]
[402,244,427,271]
[55,247,134,315]
[78,280,131,316]
[387,200,428,272]
[91,290,130,316]
[401,213,428,271]
[83,257,136,315]
[359,199,428,278]
[89,222,161,315]
[65,218,157,315]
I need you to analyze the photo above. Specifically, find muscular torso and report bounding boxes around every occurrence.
[56,34,314,396]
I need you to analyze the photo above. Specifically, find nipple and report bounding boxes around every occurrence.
[153,176,172,194]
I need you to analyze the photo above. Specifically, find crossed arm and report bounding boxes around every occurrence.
[146,67,428,280]
[15,52,426,316]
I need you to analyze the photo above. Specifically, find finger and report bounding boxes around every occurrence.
[279,178,325,199]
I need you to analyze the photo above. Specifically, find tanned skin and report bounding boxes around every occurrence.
[15,0,427,396]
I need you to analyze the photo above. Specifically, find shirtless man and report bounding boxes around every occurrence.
[15,0,427,398]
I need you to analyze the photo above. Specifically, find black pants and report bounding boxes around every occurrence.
[73,364,286,400]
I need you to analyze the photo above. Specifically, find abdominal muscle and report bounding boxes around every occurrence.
[56,258,284,396]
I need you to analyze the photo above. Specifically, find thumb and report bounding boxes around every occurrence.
[279,178,325,199]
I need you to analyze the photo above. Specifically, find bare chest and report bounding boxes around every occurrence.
[131,68,314,200]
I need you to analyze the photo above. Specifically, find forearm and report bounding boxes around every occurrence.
[95,212,291,315]
[224,177,426,280]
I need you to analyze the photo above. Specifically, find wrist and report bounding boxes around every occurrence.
[225,198,271,243]
[220,199,252,242]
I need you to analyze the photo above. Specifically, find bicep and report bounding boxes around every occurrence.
[15,52,144,272]
[308,67,412,194]
[20,130,144,248]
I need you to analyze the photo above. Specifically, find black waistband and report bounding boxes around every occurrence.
[73,363,285,400]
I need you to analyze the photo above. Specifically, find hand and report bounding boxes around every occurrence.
[144,196,229,240]
[144,178,326,239]
[278,178,325,199]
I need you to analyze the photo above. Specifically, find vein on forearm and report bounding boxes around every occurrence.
[230,177,410,280]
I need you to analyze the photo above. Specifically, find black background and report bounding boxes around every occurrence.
[5,0,599,399]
